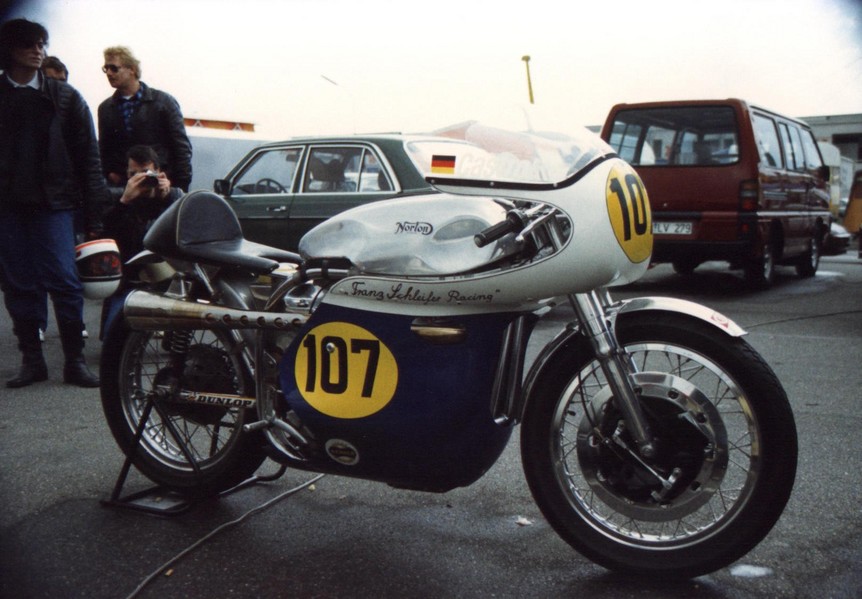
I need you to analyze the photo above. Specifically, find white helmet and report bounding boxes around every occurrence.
[75,239,122,299]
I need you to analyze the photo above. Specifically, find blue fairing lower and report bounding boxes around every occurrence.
[279,303,521,491]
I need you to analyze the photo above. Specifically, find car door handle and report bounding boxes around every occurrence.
[267,206,288,213]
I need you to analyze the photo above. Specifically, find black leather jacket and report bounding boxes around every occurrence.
[0,75,108,233]
[97,82,193,192]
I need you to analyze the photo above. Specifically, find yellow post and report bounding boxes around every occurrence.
[843,171,862,234]
[522,55,534,104]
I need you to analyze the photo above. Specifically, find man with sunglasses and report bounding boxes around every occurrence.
[0,18,108,388]
[97,46,192,192]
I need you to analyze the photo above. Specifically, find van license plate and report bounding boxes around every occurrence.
[653,221,693,235]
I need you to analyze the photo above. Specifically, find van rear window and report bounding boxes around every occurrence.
[607,106,739,167]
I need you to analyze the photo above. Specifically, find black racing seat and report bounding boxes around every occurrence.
[143,190,300,272]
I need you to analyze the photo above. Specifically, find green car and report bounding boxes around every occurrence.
[214,134,466,251]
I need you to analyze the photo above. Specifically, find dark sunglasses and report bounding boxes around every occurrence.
[16,40,46,50]
[101,64,123,73]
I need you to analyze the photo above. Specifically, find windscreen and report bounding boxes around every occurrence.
[405,121,614,185]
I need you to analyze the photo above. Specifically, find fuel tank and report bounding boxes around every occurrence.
[299,193,519,276]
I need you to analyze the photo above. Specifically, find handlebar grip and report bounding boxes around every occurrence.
[474,220,514,248]
[474,210,527,248]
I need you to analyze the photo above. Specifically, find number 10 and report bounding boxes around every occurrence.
[609,173,648,241]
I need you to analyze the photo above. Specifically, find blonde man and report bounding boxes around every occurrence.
[97,46,192,191]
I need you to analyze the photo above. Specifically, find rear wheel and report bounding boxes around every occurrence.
[100,320,267,496]
[672,258,699,276]
[744,239,775,288]
[795,228,821,278]
[521,312,797,577]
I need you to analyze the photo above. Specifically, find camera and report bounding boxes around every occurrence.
[141,170,160,187]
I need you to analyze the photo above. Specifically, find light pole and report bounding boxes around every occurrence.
[522,55,534,104]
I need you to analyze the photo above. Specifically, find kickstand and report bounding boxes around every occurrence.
[101,393,288,516]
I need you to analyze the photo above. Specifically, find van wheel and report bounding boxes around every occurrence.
[744,241,775,289]
[795,230,820,278]
[672,259,700,276]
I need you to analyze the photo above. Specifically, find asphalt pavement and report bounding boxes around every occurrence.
[1,250,861,599]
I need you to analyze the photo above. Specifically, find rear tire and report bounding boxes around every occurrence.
[795,229,821,278]
[672,258,699,276]
[744,239,775,289]
[521,312,797,577]
[100,319,267,496]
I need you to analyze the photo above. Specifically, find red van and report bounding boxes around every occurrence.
[601,99,832,287]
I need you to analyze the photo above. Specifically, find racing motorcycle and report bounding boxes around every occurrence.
[99,121,797,578]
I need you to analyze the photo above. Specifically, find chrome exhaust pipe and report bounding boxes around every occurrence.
[124,290,308,331]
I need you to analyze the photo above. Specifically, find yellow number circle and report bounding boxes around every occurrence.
[295,322,398,419]
[606,163,653,263]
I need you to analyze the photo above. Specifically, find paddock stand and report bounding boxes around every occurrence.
[100,392,286,516]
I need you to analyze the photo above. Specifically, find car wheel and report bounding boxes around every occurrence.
[795,229,820,278]
[672,258,700,276]
[744,239,775,289]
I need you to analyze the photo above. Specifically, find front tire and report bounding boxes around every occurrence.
[521,312,797,577]
[100,320,267,496]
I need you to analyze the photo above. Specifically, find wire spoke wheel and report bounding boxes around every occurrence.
[521,312,797,576]
[558,343,752,542]
[121,331,244,470]
[101,324,266,494]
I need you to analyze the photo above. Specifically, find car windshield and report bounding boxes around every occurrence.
[405,121,614,185]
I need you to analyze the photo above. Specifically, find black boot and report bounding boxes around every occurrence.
[7,320,49,388]
[58,320,99,388]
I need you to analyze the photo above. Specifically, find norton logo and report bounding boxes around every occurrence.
[395,221,433,235]
[325,439,359,465]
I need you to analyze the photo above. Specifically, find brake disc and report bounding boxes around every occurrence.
[576,372,729,521]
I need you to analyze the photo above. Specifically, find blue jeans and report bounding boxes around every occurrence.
[0,268,49,330]
[0,209,83,325]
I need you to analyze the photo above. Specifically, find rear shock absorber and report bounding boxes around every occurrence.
[167,329,193,380]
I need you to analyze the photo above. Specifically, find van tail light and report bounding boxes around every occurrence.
[739,179,760,211]
[738,179,760,239]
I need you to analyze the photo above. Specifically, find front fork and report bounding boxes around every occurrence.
[569,290,656,458]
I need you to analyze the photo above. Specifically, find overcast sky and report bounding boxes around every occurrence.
[5,0,862,139]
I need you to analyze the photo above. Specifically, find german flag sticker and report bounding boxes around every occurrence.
[431,155,456,174]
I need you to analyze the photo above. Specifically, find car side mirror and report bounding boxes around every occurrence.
[214,179,230,196]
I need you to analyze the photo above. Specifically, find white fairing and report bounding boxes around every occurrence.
[299,122,653,316]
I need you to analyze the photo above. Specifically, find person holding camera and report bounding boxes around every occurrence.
[104,144,183,266]
[98,46,192,192]
[99,145,182,340]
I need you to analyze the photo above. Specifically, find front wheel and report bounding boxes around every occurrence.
[100,320,267,496]
[521,312,797,577]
